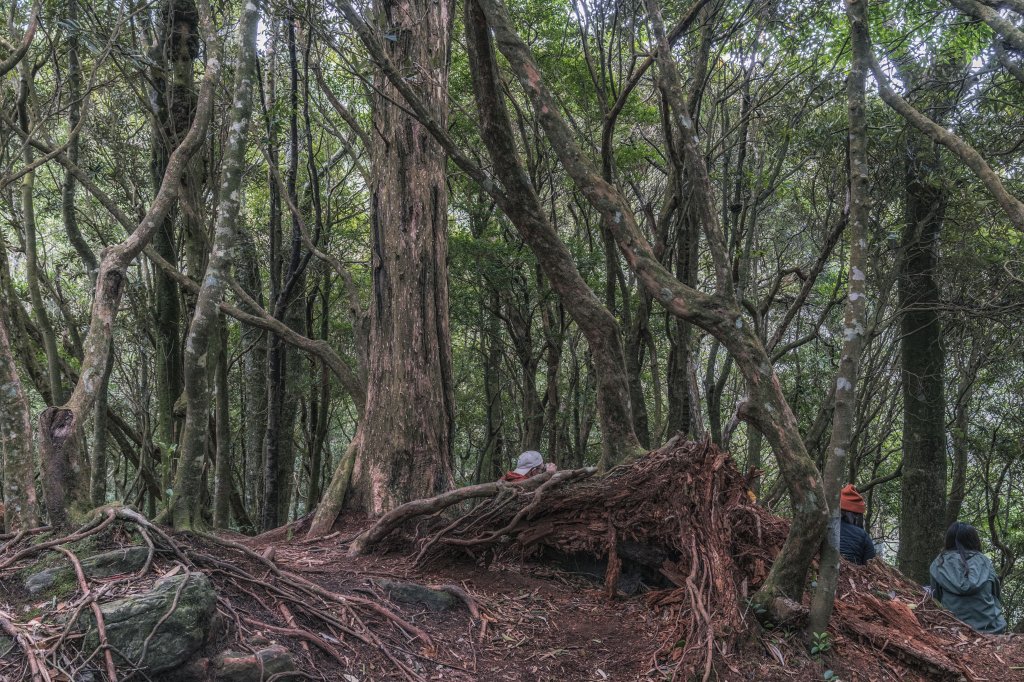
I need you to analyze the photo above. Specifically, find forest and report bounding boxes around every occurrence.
[3,0,1024,678]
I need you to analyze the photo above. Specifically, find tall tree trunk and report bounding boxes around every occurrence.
[896,132,948,584]
[346,0,455,514]
[306,276,332,508]
[150,0,200,494]
[262,7,307,529]
[808,0,870,634]
[237,229,267,515]
[18,61,63,406]
[89,351,114,506]
[480,290,506,481]
[625,292,651,448]
[171,0,259,529]
[212,315,231,528]
[0,297,40,530]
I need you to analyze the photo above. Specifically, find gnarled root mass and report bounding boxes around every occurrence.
[354,436,756,679]
[351,437,986,681]
[0,506,458,681]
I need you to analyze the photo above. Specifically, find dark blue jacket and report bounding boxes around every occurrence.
[840,520,876,565]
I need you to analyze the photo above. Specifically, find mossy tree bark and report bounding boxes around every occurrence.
[808,0,871,634]
[171,0,259,530]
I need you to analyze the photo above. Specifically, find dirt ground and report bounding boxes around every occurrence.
[4,442,1024,682]
[232,514,1024,682]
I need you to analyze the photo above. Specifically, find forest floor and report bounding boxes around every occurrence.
[4,442,1024,681]
[226,512,1024,682]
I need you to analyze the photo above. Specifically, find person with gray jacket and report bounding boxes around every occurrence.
[929,522,1007,634]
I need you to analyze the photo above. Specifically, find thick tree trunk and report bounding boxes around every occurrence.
[808,0,870,634]
[346,0,455,515]
[170,0,258,529]
[0,298,40,531]
[896,133,947,584]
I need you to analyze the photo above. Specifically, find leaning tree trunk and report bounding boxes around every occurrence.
[463,1,641,470]
[808,0,871,634]
[171,0,259,530]
[0,296,40,531]
[345,0,456,515]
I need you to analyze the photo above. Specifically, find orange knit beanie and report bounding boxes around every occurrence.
[840,484,866,514]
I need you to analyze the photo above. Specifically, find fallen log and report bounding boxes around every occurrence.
[348,466,597,556]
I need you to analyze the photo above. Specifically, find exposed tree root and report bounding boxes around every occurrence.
[0,505,473,680]
[346,437,988,681]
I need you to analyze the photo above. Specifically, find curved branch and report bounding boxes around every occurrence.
[867,53,1024,230]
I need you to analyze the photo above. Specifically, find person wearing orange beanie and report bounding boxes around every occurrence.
[838,484,876,565]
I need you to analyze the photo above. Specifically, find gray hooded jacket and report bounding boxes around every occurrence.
[929,550,1006,634]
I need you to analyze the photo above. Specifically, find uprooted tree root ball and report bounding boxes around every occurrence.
[351,437,1010,680]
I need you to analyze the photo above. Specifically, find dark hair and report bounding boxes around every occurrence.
[944,522,982,576]
[944,522,982,553]
[841,510,864,528]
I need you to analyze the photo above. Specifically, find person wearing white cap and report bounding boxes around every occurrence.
[500,450,556,482]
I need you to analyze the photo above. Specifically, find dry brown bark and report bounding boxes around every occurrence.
[343,0,456,516]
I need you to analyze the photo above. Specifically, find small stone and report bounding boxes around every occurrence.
[373,579,458,611]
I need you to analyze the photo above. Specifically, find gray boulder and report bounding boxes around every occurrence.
[79,572,216,675]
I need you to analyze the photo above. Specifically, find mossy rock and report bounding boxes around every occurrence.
[372,579,458,611]
[23,546,149,595]
[79,572,217,675]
